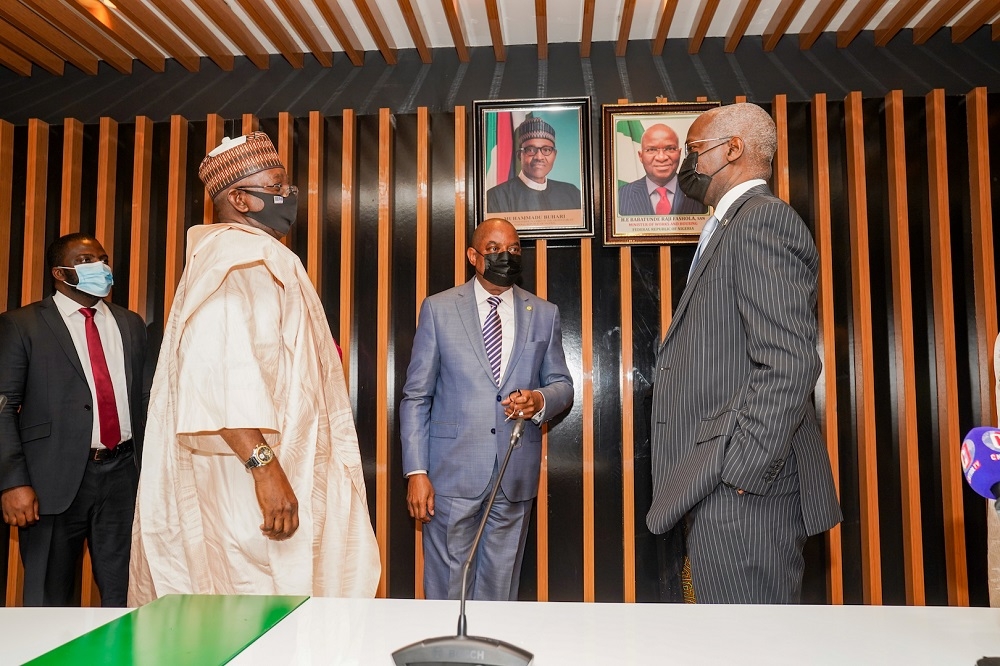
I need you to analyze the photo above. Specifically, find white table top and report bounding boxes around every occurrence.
[230,597,1000,666]
[0,606,129,665]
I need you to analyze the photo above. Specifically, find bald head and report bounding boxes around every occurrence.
[471,218,519,250]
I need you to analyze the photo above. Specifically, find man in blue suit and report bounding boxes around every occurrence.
[400,218,574,601]
[618,123,708,216]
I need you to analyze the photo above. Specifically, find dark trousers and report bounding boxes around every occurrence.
[19,450,138,607]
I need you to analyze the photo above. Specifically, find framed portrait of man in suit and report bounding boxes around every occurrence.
[602,101,719,245]
[474,97,594,239]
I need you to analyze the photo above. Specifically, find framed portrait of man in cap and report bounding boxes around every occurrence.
[474,97,593,239]
[602,101,719,245]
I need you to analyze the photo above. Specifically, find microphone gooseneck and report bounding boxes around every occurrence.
[456,417,526,637]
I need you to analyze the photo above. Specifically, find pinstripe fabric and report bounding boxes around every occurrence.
[646,184,842,604]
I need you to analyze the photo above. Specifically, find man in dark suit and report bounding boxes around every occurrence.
[618,123,708,217]
[486,118,582,213]
[0,233,148,606]
[646,103,841,603]
[400,217,574,601]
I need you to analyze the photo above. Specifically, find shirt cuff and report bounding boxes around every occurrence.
[405,470,428,478]
[531,390,546,424]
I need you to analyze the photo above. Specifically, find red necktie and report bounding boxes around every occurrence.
[79,308,121,449]
[655,187,672,215]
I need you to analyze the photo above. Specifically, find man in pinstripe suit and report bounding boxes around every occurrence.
[646,103,841,604]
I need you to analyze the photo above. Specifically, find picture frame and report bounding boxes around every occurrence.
[601,101,720,245]
[473,97,593,239]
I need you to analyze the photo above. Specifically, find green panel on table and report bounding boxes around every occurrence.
[26,594,309,665]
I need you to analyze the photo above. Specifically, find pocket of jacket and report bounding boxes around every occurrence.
[429,420,458,439]
[19,422,51,443]
[693,410,738,446]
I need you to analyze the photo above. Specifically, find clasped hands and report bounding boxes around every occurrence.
[501,388,542,422]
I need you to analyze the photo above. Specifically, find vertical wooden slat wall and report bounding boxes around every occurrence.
[2,90,998,608]
[810,93,844,604]
[926,89,970,607]
[845,91,882,605]
[884,90,925,605]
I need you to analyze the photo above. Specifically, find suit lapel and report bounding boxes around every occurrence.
[456,279,497,384]
[39,296,88,383]
[660,184,769,351]
[501,285,532,387]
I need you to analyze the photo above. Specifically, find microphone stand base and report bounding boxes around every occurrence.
[392,634,533,665]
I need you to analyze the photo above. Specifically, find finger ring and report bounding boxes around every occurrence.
[518,410,524,417]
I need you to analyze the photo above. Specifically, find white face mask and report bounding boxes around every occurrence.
[57,261,114,297]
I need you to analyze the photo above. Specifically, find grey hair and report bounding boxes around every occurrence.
[704,103,777,175]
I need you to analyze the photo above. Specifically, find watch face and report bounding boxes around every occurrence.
[257,445,274,464]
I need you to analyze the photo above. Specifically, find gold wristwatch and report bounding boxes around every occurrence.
[244,443,276,470]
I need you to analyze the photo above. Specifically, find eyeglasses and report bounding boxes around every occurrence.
[236,184,299,198]
[683,136,734,157]
[480,244,522,256]
[643,146,680,157]
[519,146,555,157]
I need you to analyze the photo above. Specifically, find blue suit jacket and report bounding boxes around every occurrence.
[618,177,707,216]
[400,279,573,502]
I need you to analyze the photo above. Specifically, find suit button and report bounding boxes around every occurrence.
[496,394,502,402]
[84,404,92,410]
[491,428,496,434]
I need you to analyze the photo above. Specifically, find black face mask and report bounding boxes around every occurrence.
[479,250,522,288]
[677,144,731,205]
[243,191,298,236]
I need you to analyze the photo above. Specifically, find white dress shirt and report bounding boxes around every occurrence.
[52,291,132,448]
[474,278,515,383]
[645,174,680,212]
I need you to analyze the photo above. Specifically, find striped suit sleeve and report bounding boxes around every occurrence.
[720,200,821,495]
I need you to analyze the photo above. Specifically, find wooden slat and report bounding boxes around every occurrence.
[413,107,430,599]
[845,91,882,605]
[129,116,153,319]
[234,0,305,68]
[581,0,596,57]
[60,118,84,235]
[799,0,848,49]
[484,0,505,61]
[94,117,118,259]
[21,0,133,74]
[191,0,270,69]
[966,87,999,434]
[951,0,1000,42]
[0,41,31,76]
[70,0,166,73]
[274,0,334,66]
[535,239,549,601]
[5,530,23,606]
[0,18,64,75]
[725,0,762,52]
[454,106,466,287]
[536,0,547,60]
[925,88,969,606]
[762,0,806,51]
[440,0,469,63]
[836,0,891,48]
[874,0,933,46]
[689,0,721,53]
[0,120,13,314]
[306,111,323,290]
[616,0,638,56]
[771,95,789,203]
[109,0,201,72]
[242,114,258,135]
[203,114,224,225]
[146,0,235,71]
[810,94,843,604]
[277,112,293,248]
[22,118,48,306]
[0,2,98,74]
[375,108,394,599]
[396,0,432,64]
[353,0,397,65]
[652,0,680,55]
[884,89,925,605]
[994,16,1000,39]
[339,109,356,387]
[315,0,364,66]
[659,247,672,335]
[913,0,976,44]
[620,246,636,603]
[581,237,595,603]
[164,115,188,323]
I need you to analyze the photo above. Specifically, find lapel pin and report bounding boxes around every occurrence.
[526,305,532,311]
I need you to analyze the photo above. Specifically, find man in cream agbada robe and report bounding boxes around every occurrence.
[129,132,380,604]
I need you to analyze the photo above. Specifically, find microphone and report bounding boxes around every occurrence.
[392,416,533,666]
[961,427,1000,500]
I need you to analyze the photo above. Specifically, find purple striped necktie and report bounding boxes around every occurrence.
[483,295,502,385]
